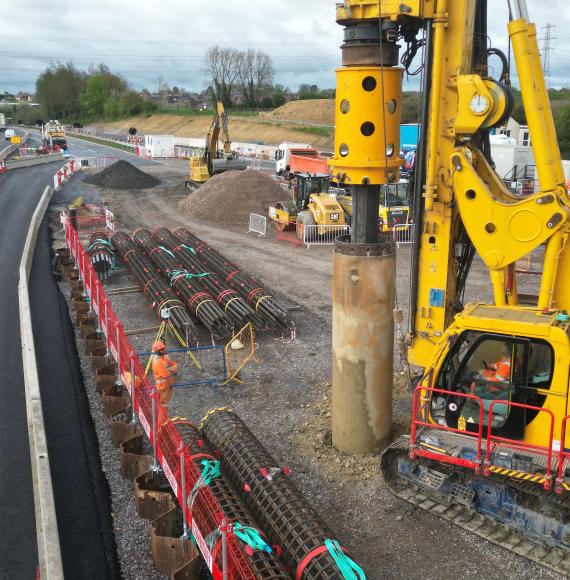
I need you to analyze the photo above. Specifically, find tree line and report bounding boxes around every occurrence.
[34,62,158,122]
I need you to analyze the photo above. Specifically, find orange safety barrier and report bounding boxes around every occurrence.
[65,218,256,579]
[223,323,259,384]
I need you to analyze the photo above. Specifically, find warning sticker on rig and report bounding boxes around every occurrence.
[192,520,213,570]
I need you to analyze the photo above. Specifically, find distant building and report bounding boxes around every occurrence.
[496,117,532,148]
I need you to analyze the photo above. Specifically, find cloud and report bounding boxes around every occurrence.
[0,0,568,94]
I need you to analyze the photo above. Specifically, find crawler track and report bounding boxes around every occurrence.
[381,437,570,576]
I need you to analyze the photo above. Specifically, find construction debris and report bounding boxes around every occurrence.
[84,160,160,190]
[179,170,284,227]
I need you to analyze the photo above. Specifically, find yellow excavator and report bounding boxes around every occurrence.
[185,100,247,189]
[332,0,570,573]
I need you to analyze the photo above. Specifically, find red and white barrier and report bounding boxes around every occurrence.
[54,160,81,191]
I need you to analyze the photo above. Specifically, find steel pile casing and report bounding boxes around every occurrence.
[161,420,291,579]
[110,231,196,341]
[201,409,351,579]
[332,235,395,454]
[152,227,260,330]
[173,227,294,332]
[132,228,232,338]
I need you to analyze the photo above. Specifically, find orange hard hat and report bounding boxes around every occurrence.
[152,341,166,352]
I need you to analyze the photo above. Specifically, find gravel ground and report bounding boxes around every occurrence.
[50,166,562,580]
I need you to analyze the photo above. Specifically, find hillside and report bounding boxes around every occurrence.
[258,99,334,125]
[92,101,336,150]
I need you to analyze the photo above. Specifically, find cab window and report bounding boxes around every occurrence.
[432,333,554,439]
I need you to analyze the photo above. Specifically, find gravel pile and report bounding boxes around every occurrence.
[179,170,285,227]
[84,160,160,190]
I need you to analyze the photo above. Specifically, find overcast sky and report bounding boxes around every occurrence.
[1,1,570,95]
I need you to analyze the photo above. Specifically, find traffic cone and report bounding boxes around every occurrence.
[0,160,7,174]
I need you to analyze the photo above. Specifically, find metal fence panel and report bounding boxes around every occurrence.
[303,224,350,248]
[247,213,267,237]
[392,224,415,247]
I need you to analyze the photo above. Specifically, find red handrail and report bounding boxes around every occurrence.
[556,415,570,488]
[410,386,485,470]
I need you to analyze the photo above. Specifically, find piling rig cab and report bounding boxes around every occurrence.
[270,172,347,240]
[186,101,247,189]
[331,0,570,570]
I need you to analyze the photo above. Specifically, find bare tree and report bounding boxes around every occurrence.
[205,46,274,108]
[237,49,274,107]
[156,75,170,107]
[205,46,241,107]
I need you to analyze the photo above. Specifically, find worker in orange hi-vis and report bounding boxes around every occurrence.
[151,341,178,426]
[471,342,512,396]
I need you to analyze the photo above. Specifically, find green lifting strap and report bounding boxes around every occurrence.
[168,269,211,287]
[325,539,366,579]
[181,243,196,255]
[188,460,221,508]
[88,239,112,252]
[233,523,272,554]
[159,245,177,258]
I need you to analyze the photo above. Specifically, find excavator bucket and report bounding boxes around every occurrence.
[211,158,248,174]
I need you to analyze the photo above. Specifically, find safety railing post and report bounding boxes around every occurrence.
[95,283,101,334]
[151,394,159,471]
[130,356,137,425]
[221,519,228,580]
[88,269,93,313]
[104,299,110,357]
[179,442,189,539]
[115,323,122,386]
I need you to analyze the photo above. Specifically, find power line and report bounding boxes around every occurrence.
[541,23,556,85]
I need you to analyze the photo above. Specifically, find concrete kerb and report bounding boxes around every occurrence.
[18,184,65,580]
[6,153,65,170]
[0,130,31,161]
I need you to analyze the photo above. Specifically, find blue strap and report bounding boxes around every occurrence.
[233,523,272,554]
[325,539,366,579]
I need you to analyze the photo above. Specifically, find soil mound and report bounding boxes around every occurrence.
[84,160,160,190]
[179,170,285,227]
[259,99,334,125]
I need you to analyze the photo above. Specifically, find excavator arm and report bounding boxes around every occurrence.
[201,101,247,178]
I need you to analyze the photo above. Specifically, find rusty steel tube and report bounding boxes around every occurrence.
[332,235,396,454]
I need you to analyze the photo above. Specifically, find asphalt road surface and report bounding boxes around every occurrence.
[0,159,119,578]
